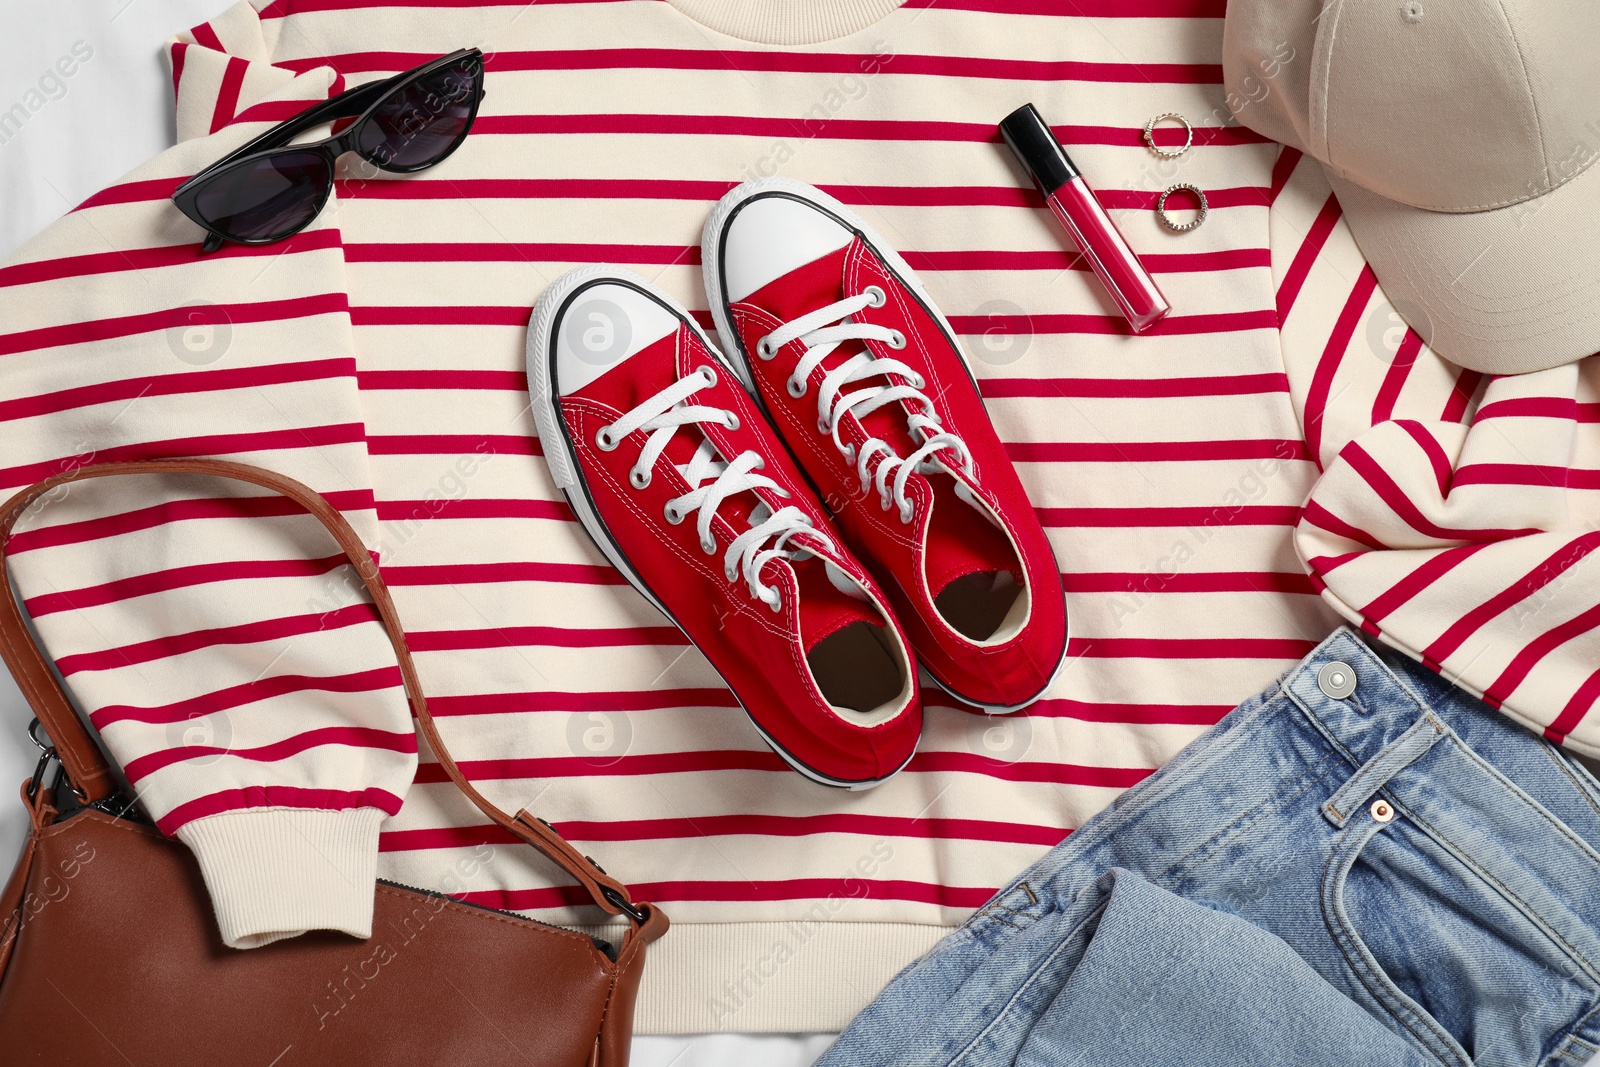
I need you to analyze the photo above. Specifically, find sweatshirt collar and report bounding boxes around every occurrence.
[663,0,907,44]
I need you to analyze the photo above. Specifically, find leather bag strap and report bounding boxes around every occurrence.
[0,458,648,924]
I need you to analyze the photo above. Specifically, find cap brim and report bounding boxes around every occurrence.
[1325,162,1600,375]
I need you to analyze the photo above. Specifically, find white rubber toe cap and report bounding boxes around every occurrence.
[721,194,854,303]
[554,282,680,395]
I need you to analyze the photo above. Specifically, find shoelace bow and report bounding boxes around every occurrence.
[597,364,833,612]
[757,287,975,524]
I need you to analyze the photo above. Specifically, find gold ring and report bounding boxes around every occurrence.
[1143,113,1194,158]
[1156,183,1208,233]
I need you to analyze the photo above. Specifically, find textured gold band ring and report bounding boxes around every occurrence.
[1143,112,1194,158]
[1156,183,1208,233]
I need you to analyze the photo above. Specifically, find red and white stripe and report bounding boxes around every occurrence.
[6,0,1574,1032]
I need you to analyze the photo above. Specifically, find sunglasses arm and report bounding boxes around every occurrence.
[208,77,394,168]
[179,50,482,255]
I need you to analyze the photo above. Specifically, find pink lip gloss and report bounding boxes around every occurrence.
[1000,103,1170,333]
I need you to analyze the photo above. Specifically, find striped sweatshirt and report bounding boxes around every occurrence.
[3,0,1595,1033]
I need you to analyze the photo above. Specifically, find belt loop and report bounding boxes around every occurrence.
[1322,712,1447,828]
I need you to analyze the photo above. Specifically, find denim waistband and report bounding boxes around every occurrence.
[1283,629,1445,802]
[1009,627,1552,903]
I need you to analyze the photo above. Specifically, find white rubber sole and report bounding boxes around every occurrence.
[526,265,906,788]
[700,179,1071,717]
[942,645,1071,716]
[753,718,916,791]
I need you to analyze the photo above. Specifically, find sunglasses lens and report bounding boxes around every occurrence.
[359,57,480,169]
[193,149,331,243]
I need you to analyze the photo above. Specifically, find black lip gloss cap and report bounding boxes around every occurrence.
[999,103,1080,198]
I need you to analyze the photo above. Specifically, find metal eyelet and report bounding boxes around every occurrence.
[907,372,926,389]
[756,337,777,360]
[629,468,651,490]
[724,413,741,432]
[863,285,886,308]
[817,417,831,435]
[841,444,857,464]
[700,535,716,555]
[663,503,685,524]
[595,427,619,451]
[725,565,738,582]
[700,365,718,387]
[886,330,907,350]
[767,593,783,613]
[787,377,807,399]
[898,502,914,524]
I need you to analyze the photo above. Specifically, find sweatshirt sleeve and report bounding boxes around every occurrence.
[0,7,417,949]
[1272,148,1600,757]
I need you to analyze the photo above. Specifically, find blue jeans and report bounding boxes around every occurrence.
[820,629,1600,1067]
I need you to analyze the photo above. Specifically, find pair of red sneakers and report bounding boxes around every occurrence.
[528,179,1068,788]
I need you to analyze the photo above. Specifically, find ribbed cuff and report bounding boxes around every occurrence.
[664,0,906,43]
[176,807,385,950]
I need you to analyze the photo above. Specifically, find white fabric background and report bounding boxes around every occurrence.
[0,2,833,1061]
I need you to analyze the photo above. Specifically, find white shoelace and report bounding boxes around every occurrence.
[597,364,833,612]
[757,287,975,524]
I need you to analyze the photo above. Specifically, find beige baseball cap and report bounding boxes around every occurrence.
[1224,0,1600,375]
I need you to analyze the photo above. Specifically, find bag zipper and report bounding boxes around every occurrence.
[374,877,618,959]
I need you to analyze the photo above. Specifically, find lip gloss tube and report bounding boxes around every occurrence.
[1000,103,1170,333]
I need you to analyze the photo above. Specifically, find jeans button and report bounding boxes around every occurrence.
[1317,661,1357,699]
[1371,799,1395,823]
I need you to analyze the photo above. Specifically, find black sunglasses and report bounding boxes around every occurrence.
[172,48,485,253]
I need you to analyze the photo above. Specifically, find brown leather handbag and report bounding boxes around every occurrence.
[0,459,666,1065]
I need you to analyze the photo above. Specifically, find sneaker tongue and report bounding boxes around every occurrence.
[923,473,1022,599]
[746,250,1021,603]
[570,325,761,529]
[790,556,883,653]
[745,243,917,454]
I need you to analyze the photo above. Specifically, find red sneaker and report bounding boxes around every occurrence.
[528,267,921,786]
[703,179,1068,714]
